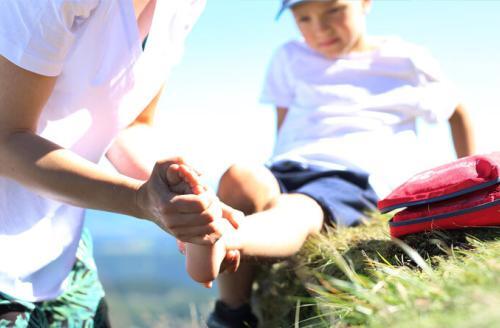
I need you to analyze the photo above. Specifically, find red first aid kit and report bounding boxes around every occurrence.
[378,152,500,237]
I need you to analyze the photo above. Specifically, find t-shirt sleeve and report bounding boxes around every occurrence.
[0,0,97,76]
[411,45,460,123]
[260,45,295,108]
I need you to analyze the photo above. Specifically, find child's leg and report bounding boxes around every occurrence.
[166,164,234,287]
[215,165,325,308]
[219,165,324,255]
[229,194,324,256]
[212,164,377,328]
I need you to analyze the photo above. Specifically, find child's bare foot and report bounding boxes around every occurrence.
[166,164,235,288]
[166,163,206,195]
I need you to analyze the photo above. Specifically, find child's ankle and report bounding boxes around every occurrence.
[218,231,242,254]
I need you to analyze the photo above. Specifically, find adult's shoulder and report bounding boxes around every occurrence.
[50,0,101,19]
[1,0,100,15]
[0,0,100,76]
[0,0,100,32]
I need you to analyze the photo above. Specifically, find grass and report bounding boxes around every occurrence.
[253,215,500,328]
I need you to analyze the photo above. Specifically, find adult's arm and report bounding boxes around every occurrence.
[449,104,475,158]
[106,86,242,234]
[0,56,224,245]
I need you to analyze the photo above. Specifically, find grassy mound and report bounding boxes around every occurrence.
[254,216,500,327]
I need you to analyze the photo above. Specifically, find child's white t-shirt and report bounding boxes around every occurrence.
[261,37,459,197]
[0,0,205,301]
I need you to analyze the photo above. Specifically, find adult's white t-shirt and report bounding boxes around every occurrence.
[261,37,459,197]
[0,0,205,302]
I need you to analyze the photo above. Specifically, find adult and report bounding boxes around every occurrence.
[0,0,239,325]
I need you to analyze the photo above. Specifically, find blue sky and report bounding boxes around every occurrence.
[156,0,500,188]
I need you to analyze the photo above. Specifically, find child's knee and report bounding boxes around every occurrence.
[218,164,278,214]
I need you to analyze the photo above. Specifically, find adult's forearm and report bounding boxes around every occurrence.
[0,130,144,218]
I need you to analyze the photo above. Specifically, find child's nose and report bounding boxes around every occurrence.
[313,17,332,33]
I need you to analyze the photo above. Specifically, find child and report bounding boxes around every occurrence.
[194,1,476,326]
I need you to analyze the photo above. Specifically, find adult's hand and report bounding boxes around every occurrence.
[135,157,242,245]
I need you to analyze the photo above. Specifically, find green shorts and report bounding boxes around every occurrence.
[0,229,110,328]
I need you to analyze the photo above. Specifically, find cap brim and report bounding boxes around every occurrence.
[276,0,304,20]
[276,0,330,20]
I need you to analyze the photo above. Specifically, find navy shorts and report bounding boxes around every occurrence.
[269,161,379,227]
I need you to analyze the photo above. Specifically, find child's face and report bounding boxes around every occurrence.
[291,0,371,59]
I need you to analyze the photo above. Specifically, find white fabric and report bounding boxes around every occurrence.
[0,0,205,302]
[261,37,459,197]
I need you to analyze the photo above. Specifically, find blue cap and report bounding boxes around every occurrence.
[276,0,327,19]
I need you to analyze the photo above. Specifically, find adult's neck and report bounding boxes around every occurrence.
[133,0,157,41]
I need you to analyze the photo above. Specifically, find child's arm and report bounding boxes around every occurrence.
[277,106,288,131]
[449,104,475,158]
